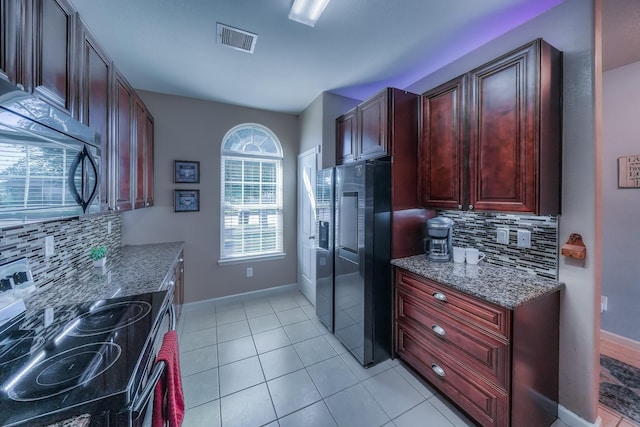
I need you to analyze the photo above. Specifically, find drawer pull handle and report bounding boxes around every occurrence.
[433,292,447,302]
[431,363,446,378]
[431,324,446,336]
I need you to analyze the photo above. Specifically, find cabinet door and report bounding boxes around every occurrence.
[419,76,466,210]
[358,89,388,160]
[0,0,19,83]
[145,111,154,207]
[336,108,357,165]
[133,94,146,209]
[468,42,537,213]
[112,70,133,211]
[78,20,110,210]
[30,0,77,115]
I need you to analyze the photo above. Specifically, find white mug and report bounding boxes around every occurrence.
[465,248,485,265]
[452,246,465,263]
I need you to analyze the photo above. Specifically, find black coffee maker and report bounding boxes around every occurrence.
[424,217,454,262]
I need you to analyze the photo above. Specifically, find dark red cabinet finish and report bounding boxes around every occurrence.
[394,268,560,427]
[419,75,466,210]
[0,0,20,83]
[468,39,561,214]
[419,39,562,215]
[133,94,154,209]
[336,107,357,164]
[29,0,77,115]
[358,89,388,160]
[113,70,133,211]
[77,19,111,210]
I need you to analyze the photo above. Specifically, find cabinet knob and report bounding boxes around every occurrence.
[432,292,447,302]
[431,363,446,378]
[169,281,175,286]
[116,206,120,211]
[468,204,474,210]
[431,324,446,337]
[457,204,463,210]
[179,258,184,262]
[146,202,150,207]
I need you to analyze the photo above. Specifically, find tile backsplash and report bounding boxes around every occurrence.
[439,210,558,279]
[0,213,122,294]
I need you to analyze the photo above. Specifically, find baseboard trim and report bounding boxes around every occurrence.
[601,330,640,353]
[558,405,602,427]
[182,283,299,311]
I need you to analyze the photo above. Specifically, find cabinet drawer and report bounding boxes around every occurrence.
[396,269,510,339]
[397,325,508,427]
[397,289,509,390]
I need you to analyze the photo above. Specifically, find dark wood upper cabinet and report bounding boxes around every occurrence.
[113,70,133,211]
[358,90,388,160]
[0,0,20,83]
[420,39,562,215]
[336,88,418,165]
[419,75,466,210]
[28,0,77,115]
[77,18,111,210]
[133,93,154,209]
[336,107,357,165]
[145,111,154,207]
[133,94,145,209]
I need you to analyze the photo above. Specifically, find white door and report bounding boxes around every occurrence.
[297,147,318,306]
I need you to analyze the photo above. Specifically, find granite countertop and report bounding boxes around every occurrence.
[25,242,184,309]
[391,255,564,309]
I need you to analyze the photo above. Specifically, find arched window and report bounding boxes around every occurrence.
[220,124,284,261]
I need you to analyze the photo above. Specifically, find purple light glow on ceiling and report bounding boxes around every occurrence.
[334,0,566,102]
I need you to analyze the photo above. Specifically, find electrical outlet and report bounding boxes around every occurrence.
[44,236,55,257]
[497,228,509,244]
[246,267,253,277]
[601,296,608,312]
[517,229,531,248]
[107,220,112,235]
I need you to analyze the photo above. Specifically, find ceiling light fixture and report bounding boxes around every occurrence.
[288,0,331,27]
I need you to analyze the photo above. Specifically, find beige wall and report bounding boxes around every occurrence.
[299,92,359,169]
[407,0,599,422]
[121,91,299,303]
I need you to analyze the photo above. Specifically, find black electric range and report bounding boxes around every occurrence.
[0,290,169,427]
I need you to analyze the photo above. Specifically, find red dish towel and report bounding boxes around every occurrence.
[152,330,185,427]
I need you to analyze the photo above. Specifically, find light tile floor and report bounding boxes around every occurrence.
[178,287,476,427]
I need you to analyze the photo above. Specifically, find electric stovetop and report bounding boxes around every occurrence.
[0,290,168,427]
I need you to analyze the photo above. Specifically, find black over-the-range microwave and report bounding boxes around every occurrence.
[0,78,100,227]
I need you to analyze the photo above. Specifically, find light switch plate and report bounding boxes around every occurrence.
[497,228,509,244]
[44,236,55,257]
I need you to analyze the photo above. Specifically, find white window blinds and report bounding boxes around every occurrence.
[220,124,283,261]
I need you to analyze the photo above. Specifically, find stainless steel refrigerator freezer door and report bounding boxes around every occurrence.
[315,168,335,332]
[334,160,392,367]
[334,162,367,364]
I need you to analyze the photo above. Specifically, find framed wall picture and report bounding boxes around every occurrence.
[618,155,640,188]
[174,190,200,212]
[174,160,200,183]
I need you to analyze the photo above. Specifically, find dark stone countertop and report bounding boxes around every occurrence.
[391,255,564,309]
[25,242,184,309]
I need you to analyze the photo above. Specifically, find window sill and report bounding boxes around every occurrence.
[218,252,286,266]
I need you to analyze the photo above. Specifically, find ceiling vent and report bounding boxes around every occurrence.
[217,23,257,53]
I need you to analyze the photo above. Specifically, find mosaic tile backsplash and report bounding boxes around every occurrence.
[0,213,122,296]
[438,210,559,279]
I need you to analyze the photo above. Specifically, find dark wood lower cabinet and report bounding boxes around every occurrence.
[394,268,560,427]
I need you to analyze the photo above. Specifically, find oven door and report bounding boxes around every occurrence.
[127,303,176,427]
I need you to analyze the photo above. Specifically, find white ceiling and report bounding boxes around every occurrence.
[69,0,637,114]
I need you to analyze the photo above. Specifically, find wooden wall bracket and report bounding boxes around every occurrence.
[561,233,586,259]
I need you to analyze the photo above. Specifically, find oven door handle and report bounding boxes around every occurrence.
[131,303,176,418]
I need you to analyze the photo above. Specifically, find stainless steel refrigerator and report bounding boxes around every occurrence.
[315,158,392,367]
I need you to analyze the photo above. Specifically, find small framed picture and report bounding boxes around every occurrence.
[174,160,200,183]
[174,190,200,212]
